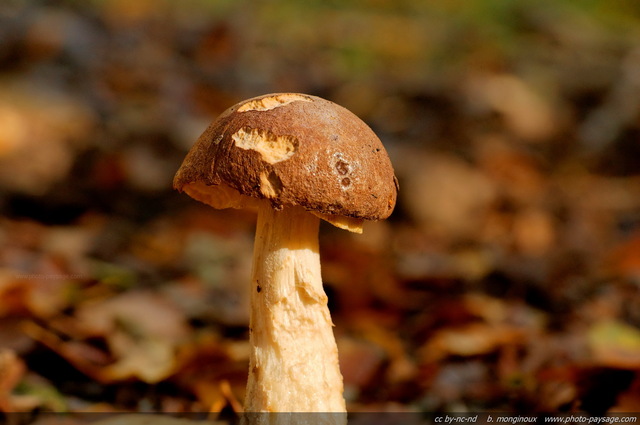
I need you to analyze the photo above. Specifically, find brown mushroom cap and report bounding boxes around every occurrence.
[174,93,398,222]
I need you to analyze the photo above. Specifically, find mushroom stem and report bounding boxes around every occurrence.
[245,202,346,414]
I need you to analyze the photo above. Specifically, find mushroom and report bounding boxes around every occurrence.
[174,93,397,414]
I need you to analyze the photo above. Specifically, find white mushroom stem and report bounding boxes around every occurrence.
[244,202,346,414]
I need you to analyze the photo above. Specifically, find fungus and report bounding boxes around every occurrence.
[174,93,397,416]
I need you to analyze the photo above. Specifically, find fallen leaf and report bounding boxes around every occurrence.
[348,317,417,385]
[588,320,640,369]
[24,290,191,384]
[475,135,547,207]
[21,321,113,381]
[0,317,35,353]
[607,231,640,280]
[12,373,68,412]
[170,333,246,411]
[398,150,497,240]
[74,290,189,343]
[465,73,558,142]
[512,208,556,257]
[337,337,385,394]
[420,322,526,363]
[419,293,546,357]
[0,268,75,319]
[0,349,25,411]
[0,80,94,195]
[192,379,242,416]
[74,291,190,383]
[101,336,176,383]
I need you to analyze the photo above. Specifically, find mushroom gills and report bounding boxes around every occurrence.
[184,181,364,233]
[312,212,364,233]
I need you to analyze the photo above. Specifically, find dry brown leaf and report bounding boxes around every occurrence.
[0,269,75,319]
[337,337,385,392]
[73,291,190,383]
[348,317,417,384]
[420,322,526,363]
[420,294,545,363]
[536,379,578,411]
[192,379,242,416]
[399,150,497,239]
[21,321,113,381]
[101,336,177,383]
[74,290,189,343]
[512,208,556,256]
[170,333,247,410]
[0,317,34,353]
[463,293,508,324]
[465,293,546,330]
[607,231,640,279]
[465,73,558,142]
[25,319,178,384]
[0,349,26,412]
[0,81,94,195]
[24,290,191,384]
[475,135,547,207]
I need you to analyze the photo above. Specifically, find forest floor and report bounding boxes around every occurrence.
[1,1,640,423]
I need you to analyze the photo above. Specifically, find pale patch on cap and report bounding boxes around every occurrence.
[232,127,298,164]
[237,94,312,112]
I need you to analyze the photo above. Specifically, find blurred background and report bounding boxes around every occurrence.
[1,0,640,419]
